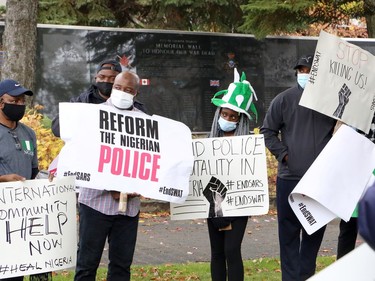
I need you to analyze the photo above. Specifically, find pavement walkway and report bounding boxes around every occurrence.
[99,205,364,266]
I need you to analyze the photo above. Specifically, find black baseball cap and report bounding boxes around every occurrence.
[96,59,122,73]
[293,54,314,70]
[0,79,33,97]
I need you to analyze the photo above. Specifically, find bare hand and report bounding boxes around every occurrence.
[127,192,141,198]
[0,174,26,182]
[48,172,55,182]
[283,155,288,163]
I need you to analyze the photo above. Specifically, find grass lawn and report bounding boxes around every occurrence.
[39,256,335,281]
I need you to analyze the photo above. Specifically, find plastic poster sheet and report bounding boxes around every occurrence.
[299,30,375,133]
[0,177,77,278]
[289,125,375,234]
[308,243,375,280]
[57,103,194,204]
[170,135,269,220]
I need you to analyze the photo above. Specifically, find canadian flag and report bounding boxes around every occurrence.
[140,79,150,85]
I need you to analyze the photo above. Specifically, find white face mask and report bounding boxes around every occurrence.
[111,89,134,109]
[297,73,310,89]
[218,117,238,132]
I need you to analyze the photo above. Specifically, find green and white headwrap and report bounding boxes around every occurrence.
[211,69,258,121]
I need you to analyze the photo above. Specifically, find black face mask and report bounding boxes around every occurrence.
[96,82,113,97]
[2,103,26,121]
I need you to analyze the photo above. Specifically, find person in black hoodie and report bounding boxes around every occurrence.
[51,59,146,137]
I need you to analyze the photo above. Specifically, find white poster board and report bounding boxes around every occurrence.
[299,30,375,133]
[0,177,77,278]
[171,135,269,220]
[57,103,194,203]
[289,125,375,234]
[308,243,375,281]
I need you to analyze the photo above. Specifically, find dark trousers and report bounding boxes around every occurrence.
[74,204,139,281]
[277,177,326,281]
[337,217,358,259]
[207,216,248,281]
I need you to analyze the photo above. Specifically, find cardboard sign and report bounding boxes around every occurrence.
[289,125,375,234]
[171,135,269,220]
[300,31,375,133]
[0,177,77,278]
[308,243,375,280]
[57,103,194,203]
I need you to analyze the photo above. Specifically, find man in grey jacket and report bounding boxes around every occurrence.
[260,54,336,281]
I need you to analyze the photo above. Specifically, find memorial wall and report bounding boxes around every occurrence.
[7,25,375,132]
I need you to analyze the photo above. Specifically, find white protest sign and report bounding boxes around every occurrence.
[0,177,77,278]
[308,243,375,280]
[170,135,269,220]
[300,30,375,133]
[57,103,194,203]
[289,125,375,234]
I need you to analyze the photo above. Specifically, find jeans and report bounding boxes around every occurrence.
[277,177,326,281]
[74,204,139,281]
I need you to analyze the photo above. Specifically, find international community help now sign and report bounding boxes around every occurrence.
[171,135,269,220]
[0,177,76,278]
[299,30,375,133]
[57,103,194,203]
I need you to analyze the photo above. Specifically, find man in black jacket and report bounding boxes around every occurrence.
[51,59,146,137]
[260,55,336,281]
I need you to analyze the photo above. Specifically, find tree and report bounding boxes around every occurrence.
[364,0,375,36]
[38,0,247,33]
[239,0,368,38]
[138,0,246,33]
[2,0,38,93]
[37,0,374,38]
[38,0,115,26]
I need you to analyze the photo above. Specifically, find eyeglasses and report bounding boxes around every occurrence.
[9,131,21,150]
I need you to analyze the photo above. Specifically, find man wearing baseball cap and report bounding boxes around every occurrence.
[0,79,52,281]
[260,54,336,280]
[0,79,33,128]
[51,59,146,137]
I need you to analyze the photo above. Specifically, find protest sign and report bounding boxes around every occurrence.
[289,125,375,234]
[57,103,194,203]
[0,177,76,278]
[170,135,269,220]
[299,30,375,133]
[308,243,375,280]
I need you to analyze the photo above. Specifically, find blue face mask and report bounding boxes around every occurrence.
[218,117,238,132]
[297,73,309,89]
